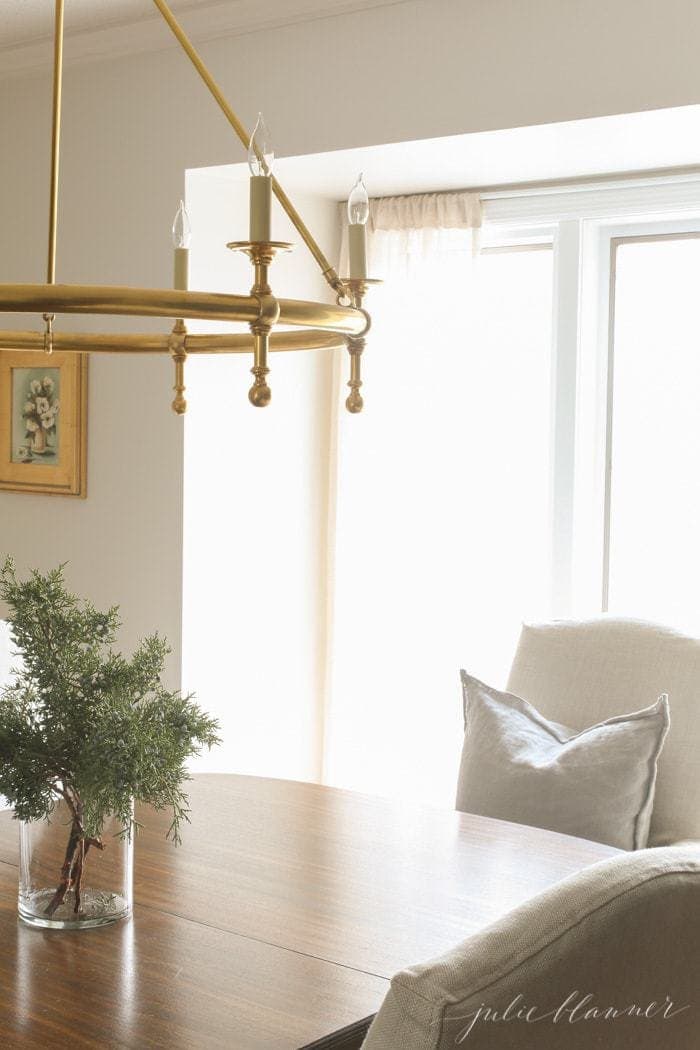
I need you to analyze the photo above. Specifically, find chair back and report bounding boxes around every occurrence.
[362,844,700,1049]
[507,617,700,845]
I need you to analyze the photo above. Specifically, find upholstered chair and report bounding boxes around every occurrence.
[362,843,700,1049]
[503,617,700,847]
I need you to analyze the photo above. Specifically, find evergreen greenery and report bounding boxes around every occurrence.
[0,558,220,916]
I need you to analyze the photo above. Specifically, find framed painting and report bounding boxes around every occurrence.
[0,351,88,497]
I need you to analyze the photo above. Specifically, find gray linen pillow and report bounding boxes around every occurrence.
[456,671,670,850]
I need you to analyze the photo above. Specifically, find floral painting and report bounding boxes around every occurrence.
[1,350,86,497]
[11,369,61,464]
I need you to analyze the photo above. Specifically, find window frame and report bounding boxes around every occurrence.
[482,180,700,621]
[576,217,700,618]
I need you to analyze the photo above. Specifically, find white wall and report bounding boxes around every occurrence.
[1,0,698,697]
[5,1,700,153]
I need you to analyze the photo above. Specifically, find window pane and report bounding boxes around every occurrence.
[608,237,700,631]
[326,241,553,806]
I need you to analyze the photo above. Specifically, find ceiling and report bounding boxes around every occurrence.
[0,0,181,47]
[0,0,404,75]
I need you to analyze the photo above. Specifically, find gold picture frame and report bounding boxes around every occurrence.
[0,350,88,497]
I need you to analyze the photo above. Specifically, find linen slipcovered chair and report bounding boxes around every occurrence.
[455,617,700,847]
[502,617,700,847]
[361,843,700,1049]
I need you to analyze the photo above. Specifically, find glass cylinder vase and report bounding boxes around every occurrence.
[18,799,133,930]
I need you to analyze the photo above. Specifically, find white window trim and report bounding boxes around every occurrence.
[576,217,700,616]
[482,173,700,227]
[482,176,700,620]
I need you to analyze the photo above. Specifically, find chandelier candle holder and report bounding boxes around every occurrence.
[170,200,191,414]
[172,200,191,293]
[343,278,381,413]
[342,176,380,412]
[248,113,274,243]
[0,0,381,413]
[227,241,292,407]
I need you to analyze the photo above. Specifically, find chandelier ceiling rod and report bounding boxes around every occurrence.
[40,0,66,354]
[150,0,345,295]
[47,0,64,286]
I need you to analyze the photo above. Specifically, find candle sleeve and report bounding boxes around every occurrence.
[173,248,189,291]
[348,223,367,279]
[250,176,272,242]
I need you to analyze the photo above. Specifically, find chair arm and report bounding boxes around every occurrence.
[362,845,700,1049]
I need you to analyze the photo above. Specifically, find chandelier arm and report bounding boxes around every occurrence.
[0,285,366,335]
[187,330,347,354]
[277,298,368,336]
[0,285,259,323]
[0,330,347,355]
[149,0,346,295]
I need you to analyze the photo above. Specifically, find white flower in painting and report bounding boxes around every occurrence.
[41,415,53,430]
[35,396,50,415]
[23,401,35,416]
[25,419,38,433]
[30,379,42,395]
[42,377,55,393]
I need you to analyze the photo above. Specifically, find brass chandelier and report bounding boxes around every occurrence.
[0,0,380,414]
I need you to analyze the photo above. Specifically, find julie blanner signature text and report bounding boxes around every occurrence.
[453,990,691,1043]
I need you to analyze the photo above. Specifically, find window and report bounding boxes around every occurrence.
[183,169,700,804]
[607,234,700,632]
[328,180,700,805]
[325,234,554,805]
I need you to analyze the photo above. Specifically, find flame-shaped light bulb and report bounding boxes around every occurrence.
[172,200,191,249]
[248,112,274,177]
[347,173,369,226]
[347,174,369,279]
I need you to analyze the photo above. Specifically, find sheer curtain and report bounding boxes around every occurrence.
[324,192,485,806]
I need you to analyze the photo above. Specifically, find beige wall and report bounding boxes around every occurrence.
[1,0,697,692]
[0,64,185,682]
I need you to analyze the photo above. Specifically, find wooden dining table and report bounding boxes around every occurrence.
[0,774,619,1049]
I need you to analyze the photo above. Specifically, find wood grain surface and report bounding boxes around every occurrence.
[0,774,619,1049]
